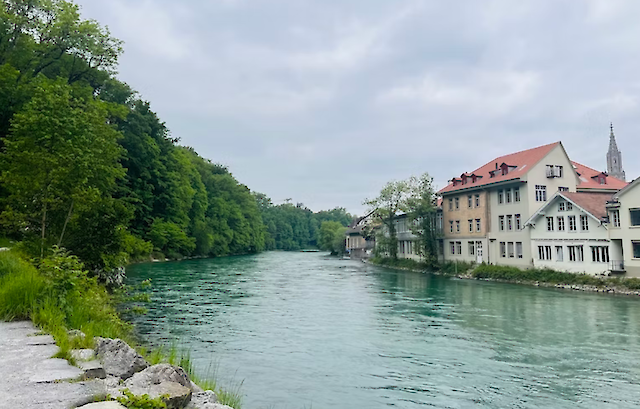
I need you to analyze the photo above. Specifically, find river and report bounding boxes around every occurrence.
[126,252,640,409]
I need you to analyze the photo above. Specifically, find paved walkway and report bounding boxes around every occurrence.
[0,321,105,409]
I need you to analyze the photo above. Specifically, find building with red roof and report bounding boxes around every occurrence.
[437,138,630,273]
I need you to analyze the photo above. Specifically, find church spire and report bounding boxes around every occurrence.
[607,123,625,181]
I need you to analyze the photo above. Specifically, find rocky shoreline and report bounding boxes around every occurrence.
[365,260,640,297]
[0,320,231,409]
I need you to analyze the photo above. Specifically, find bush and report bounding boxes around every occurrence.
[0,252,47,320]
[471,264,606,286]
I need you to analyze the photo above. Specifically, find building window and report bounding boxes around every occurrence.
[498,190,504,204]
[508,242,515,258]
[475,194,480,207]
[499,216,505,231]
[633,242,640,259]
[507,215,513,231]
[547,217,554,231]
[468,195,473,208]
[557,216,565,231]
[516,242,523,258]
[591,246,610,263]
[500,242,506,258]
[514,187,520,202]
[567,202,573,211]
[630,209,640,226]
[450,241,455,255]
[455,197,459,210]
[580,215,589,231]
[535,185,547,202]
[555,165,563,178]
[559,187,569,192]
[515,214,521,230]
[456,220,460,233]
[568,245,584,262]
[506,189,512,203]
[559,202,566,212]
[476,219,481,232]
[568,215,577,232]
[611,210,621,227]
[538,246,552,260]
[449,198,453,211]
[599,177,606,185]
[556,246,564,262]
[468,219,473,233]
[469,242,475,255]
[456,241,462,255]
[449,220,454,233]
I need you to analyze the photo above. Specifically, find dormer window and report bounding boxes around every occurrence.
[599,177,606,185]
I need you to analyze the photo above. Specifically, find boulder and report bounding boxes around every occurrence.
[185,390,225,409]
[123,364,193,409]
[71,348,96,361]
[77,402,127,409]
[95,338,149,379]
[79,360,107,380]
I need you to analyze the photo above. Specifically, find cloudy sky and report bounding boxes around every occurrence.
[76,0,640,215]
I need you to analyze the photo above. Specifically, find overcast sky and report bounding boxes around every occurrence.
[75,0,640,215]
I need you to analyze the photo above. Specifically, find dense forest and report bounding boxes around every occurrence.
[0,0,352,275]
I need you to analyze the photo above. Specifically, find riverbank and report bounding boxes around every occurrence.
[368,257,640,297]
[0,249,242,408]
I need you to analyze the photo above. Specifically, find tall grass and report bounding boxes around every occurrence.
[144,343,244,408]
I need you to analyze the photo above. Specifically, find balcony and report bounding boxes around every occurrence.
[610,260,625,273]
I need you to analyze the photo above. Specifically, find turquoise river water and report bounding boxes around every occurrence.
[126,252,640,409]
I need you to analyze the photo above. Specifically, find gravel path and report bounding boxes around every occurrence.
[0,321,105,409]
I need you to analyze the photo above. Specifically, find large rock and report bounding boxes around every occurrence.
[186,390,226,409]
[123,364,192,409]
[77,402,128,409]
[95,338,149,380]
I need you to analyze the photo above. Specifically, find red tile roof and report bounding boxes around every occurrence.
[561,192,613,220]
[571,161,628,191]
[438,142,560,194]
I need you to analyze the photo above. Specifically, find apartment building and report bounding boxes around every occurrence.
[438,141,626,268]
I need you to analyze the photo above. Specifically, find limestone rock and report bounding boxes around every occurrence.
[123,364,193,409]
[95,338,149,379]
[185,390,225,409]
[79,360,107,380]
[69,329,87,339]
[72,348,96,361]
[77,402,128,409]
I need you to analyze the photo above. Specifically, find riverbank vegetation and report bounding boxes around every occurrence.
[0,0,352,275]
[365,173,440,267]
[370,256,640,292]
[0,248,243,407]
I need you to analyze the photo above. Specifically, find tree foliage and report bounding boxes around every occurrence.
[365,173,438,261]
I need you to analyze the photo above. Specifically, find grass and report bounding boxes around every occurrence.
[142,343,244,408]
[0,248,244,408]
[370,255,640,292]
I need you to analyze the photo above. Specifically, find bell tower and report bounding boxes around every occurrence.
[606,123,626,181]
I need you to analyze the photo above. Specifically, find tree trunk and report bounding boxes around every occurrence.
[57,199,74,247]
[40,202,47,258]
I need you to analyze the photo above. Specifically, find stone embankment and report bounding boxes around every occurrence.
[365,260,640,297]
[0,321,233,409]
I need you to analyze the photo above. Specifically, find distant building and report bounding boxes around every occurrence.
[438,141,626,271]
[606,123,626,181]
[345,212,375,259]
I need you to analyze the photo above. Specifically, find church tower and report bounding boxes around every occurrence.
[606,123,626,181]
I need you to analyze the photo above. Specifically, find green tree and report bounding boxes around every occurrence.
[364,180,413,259]
[0,78,125,258]
[318,221,346,255]
[405,173,439,268]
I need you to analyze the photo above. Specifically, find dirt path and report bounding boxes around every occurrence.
[0,321,105,409]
